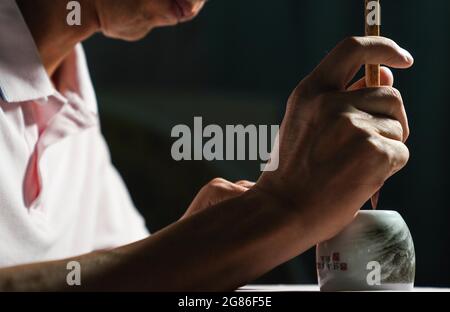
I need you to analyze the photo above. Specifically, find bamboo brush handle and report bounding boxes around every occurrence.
[365,0,381,208]
[365,0,380,87]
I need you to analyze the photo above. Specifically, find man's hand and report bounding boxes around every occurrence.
[0,36,415,292]
[257,36,414,244]
[182,178,255,219]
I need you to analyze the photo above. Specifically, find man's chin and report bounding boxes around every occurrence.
[102,28,154,42]
[100,14,184,42]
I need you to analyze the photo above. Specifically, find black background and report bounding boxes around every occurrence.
[83,0,450,286]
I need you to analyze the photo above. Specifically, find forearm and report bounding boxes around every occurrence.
[0,190,312,291]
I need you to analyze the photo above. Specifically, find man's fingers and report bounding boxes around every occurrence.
[346,67,400,142]
[378,136,410,176]
[184,178,249,218]
[235,180,255,189]
[208,178,248,200]
[369,117,404,142]
[339,87,410,142]
[347,66,394,91]
[311,37,413,91]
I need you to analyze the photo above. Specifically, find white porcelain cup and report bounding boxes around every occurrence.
[316,210,415,291]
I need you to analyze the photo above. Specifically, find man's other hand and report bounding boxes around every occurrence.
[182,178,255,219]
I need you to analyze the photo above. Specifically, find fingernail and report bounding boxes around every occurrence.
[400,48,414,63]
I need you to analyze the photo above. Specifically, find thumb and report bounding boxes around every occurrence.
[347,66,394,91]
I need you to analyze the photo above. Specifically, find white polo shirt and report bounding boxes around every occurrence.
[0,0,149,267]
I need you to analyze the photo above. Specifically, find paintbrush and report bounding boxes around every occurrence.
[365,0,381,209]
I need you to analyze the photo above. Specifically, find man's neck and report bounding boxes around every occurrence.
[16,0,100,77]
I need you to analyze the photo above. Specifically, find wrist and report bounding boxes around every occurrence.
[246,184,318,251]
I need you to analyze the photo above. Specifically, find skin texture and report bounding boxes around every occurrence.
[1,1,413,291]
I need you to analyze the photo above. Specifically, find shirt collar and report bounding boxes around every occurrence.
[53,45,99,115]
[0,0,54,103]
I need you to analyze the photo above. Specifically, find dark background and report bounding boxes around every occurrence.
[83,0,450,286]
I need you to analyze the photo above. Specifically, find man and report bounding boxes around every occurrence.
[0,0,413,291]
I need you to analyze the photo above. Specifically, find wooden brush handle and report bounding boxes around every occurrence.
[365,0,380,87]
[365,0,381,208]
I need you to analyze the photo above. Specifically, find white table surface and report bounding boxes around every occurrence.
[240,285,450,292]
